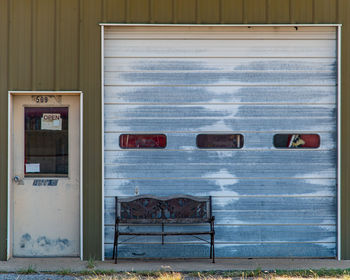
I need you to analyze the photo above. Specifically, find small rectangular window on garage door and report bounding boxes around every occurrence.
[274,134,320,148]
[197,134,244,149]
[119,134,167,149]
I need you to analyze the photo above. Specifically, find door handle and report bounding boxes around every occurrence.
[13,176,24,185]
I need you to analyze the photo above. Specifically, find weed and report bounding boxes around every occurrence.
[17,264,37,274]
[56,268,72,275]
[87,256,96,269]
[10,267,350,279]
[155,272,183,280]
[92,269,117,275]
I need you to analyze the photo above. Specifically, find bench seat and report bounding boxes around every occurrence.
[113,195,215,263]
[117,231,215,236]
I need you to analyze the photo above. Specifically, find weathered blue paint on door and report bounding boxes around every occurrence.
[103,26,337,258]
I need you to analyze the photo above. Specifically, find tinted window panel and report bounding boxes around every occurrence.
[197,134,244,149]
[25,107,68,176]
[274,134,320,148]
[119,134,167,149]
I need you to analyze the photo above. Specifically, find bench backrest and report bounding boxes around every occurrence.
[116,195,212,224]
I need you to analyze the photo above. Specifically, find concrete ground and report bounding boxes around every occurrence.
[1,258,350,273]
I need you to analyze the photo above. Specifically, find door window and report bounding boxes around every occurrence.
[24,107,68,176]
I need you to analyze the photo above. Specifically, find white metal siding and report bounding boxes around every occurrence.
[103,26,337,258]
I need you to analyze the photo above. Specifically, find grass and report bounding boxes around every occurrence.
[87,256,97,269]
[187,268,350,278]
[68,269,350,279]
[17,264,37,274]
[55,268,73,275]
[85,272,183,280]
[9,268,350,279]
[72,271,350,280]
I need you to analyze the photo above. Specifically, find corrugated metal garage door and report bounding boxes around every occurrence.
[103,26,337,258]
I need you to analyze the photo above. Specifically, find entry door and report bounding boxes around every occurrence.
[12,95,80,257]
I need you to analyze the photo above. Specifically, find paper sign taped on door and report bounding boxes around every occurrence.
[41,113,62,130]
[26,163,40,173]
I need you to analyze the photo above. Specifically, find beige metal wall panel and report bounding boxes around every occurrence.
[315,0,337,23]
[33,0,55,90]
[152,0,173,23]
[56,0,80,90]
[127,0,150,23]
[221,0,243,23]
[104,0,126,23]
[268,0,290,23]
[244,0,267,23]
[338,0,350,260]
[79,0,103,260]
[175,0,197,23]
[9,0,32,90]
[198,0,220,23]
[0,0,8,261]
[290,0,314,23]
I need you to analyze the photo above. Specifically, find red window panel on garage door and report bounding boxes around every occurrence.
[196,134,244,149]
[119,134,167,149]
[274,134,320,148]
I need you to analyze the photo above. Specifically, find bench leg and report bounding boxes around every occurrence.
[211,233,215,263]
[212,236,215,263]
[114,233,119,264]
[210,238,212,259]
[113,230,116,260]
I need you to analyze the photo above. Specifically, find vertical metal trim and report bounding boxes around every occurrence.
[242,0,247,23]
[78,0,82,89]
[336,0,339,23]
[101,25,105,261]
[126,0,130,23]
[266,0,270,23]
[53,0,58,90]
[6,0,11,261]
[7,0,10,89]
[80,92,84,260]
[337,24,342,260]
[7,92,12,260]
[196,0,200,24]
[172,0,177,23]
[150,0,154,23]
[219,0,223,24]
[31,0,36,90]
[101,0,106,22]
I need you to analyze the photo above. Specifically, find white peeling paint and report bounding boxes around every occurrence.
[203,169,240,206]
[303,178,334,186]
[216,151,235,159]
[178,145,194,150]
[108,179,131,196]
[200,119,233,131]
[295,171,335,179]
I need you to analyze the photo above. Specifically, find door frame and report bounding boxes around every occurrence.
[7,91,83,260]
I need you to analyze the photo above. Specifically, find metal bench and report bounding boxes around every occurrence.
[112,195,215,263]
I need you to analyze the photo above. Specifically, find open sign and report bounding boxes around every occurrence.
[43,113,60,121]
[41,113,62,130]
